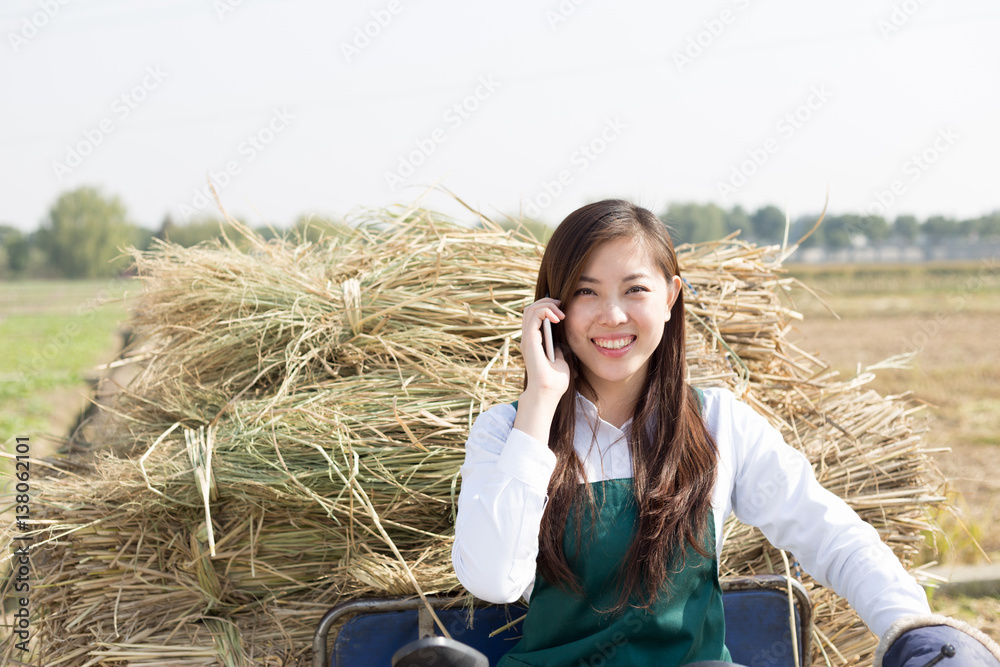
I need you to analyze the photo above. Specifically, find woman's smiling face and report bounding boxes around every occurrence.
[563,237,681,405]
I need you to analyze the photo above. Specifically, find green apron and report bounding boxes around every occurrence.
[497,478,730,666]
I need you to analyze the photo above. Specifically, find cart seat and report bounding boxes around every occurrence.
[314,574,811,667]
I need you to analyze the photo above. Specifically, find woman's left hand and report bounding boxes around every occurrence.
[878,615,1000,667]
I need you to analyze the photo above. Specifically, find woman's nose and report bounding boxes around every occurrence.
[597,299,627,325]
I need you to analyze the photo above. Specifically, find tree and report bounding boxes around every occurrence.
[857,214,890,243]
[957,217,980,240]
[663,203,726,244]
[468,214,554,243]
[0,225,32,274]
[254,225,282,242]
[157,214,228,247]
[923,215,957,241]
[978,212,1000,240]
[133,226,156,252]
[724,205,751,238]
[892,215,919,243]
[37,187,138,278]
[821,215,853,249]
[792,214,825,248]
[750,206,786,244]
[290,213,351,244]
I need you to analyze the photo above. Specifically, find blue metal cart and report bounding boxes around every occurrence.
[314,574,812,667]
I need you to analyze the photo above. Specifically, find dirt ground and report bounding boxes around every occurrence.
[791,311,1000,562]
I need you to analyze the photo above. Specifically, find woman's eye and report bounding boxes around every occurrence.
[626,286,649,294]
[574,287,595,296]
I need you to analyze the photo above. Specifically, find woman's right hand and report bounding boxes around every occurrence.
[514,297,570,443]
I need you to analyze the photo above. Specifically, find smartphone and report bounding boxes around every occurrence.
[543,293,555,363]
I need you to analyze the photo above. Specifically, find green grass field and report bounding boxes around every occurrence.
[0,279,136,457]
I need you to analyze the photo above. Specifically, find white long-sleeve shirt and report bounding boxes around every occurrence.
[451,387,931,638]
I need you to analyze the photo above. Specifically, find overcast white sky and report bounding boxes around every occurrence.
[2,0,998,233]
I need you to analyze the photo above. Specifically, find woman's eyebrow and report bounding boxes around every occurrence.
[578,272,652,284]
[622,272,652,282]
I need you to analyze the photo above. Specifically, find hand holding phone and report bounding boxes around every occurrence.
[542,318,555,363]
[542,293,556,363]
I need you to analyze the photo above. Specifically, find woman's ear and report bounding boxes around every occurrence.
[665,275,683,321]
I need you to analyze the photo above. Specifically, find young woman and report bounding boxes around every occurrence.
[451,200,999,667]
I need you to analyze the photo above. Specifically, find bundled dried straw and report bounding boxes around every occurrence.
[1,200,945,666]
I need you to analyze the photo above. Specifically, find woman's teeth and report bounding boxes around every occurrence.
[594,337,634,350]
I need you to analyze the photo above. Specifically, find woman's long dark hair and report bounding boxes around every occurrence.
[531,199,718,613]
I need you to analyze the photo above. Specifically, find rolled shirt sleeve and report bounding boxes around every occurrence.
[452,403,557,604]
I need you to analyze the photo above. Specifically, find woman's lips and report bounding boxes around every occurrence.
[591,336,636,357]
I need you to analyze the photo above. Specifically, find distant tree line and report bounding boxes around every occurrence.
[3,187,999,279]
[0,186,342,279]
[661,202,1000,249]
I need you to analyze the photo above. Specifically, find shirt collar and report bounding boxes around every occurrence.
[574,391,633,433]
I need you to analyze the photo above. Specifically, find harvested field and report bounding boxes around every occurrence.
[788,269,1000,562]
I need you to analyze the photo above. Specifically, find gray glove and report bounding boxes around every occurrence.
[876,615,1000,667]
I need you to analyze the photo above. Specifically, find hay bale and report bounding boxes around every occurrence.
[1,203,945,665]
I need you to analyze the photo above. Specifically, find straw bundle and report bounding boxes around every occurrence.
[1,202,944,666]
